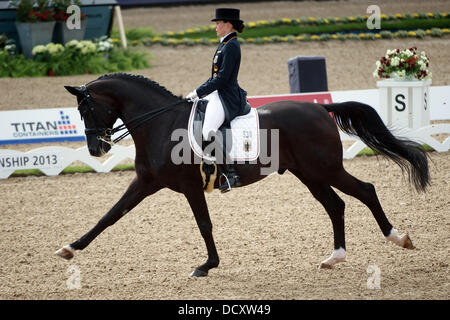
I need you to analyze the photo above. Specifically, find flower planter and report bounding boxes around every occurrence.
[390,72,415,81]
[15,21,56,59]
[377,79,432,130]
[52,18,87,45]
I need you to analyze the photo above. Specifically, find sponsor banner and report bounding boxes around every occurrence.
[0,107,125,146]
[0,108,85,145]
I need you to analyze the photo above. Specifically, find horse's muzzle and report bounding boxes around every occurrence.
[87,136,111,157]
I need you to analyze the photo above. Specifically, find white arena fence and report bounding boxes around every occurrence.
[0,87,449,179]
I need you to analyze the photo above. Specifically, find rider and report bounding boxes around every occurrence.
[187,8,248,193]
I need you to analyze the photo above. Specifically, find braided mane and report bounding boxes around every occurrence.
[96,73,180,100]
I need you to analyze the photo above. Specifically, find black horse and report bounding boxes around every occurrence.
[57,73,429,276]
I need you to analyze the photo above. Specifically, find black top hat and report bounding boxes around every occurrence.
[211,8,243,23]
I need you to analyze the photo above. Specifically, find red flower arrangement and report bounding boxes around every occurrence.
[54,10,69,21]
[10,0,55,23]
[10,0,86,23]
[373,47,431,80]
[27,9,55,22]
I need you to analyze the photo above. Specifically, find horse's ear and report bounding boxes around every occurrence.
[64,86,83,96]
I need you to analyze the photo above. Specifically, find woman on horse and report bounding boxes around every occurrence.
[186,8,249,193]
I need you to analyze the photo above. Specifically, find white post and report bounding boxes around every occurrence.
[114,5,127,49]
[377,79,431,130]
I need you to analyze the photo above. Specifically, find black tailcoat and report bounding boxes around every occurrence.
[196,32,248,123]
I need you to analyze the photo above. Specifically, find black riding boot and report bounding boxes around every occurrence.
[215,126,241,193]
[218,161,241,193]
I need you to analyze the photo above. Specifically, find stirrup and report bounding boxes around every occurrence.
[219,173,241,193]
[219,174,232,193]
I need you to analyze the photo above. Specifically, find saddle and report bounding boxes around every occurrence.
[188,99,259,163]
[188,99,259,192]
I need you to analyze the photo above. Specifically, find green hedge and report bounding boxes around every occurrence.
[0,38,150,78]
[161,12,449,38]
[111,12,449,46]
[162,17,450,40]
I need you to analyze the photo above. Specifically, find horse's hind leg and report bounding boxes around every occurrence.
[291,170,347,269]
[307,183,348,269]
[331,169,415,249]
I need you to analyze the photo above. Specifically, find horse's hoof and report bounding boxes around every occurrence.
[318,248,346,270]
[318,262,333,270]
[189,268,208,278]
[55,245,75,260]
[402,234,415,249]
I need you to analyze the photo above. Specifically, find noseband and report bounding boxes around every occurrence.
[77,85,115,145]
[77,85,188,145]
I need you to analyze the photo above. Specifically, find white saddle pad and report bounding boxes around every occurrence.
[188,100,260,162]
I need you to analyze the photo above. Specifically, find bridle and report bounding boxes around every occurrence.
[77,85,188,145]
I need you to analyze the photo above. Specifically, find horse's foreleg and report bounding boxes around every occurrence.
[56,177,161,260]
[183,186,219,278]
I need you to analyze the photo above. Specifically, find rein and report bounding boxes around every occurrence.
[107,99,188,144]
[78,85,188,145]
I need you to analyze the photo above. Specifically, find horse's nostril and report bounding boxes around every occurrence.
[89,148,99,156]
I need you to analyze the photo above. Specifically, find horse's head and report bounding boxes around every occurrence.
[65,84,120,157]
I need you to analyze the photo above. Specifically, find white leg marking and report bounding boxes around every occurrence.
[319,247,346,269]
[55,244,75,260]
[386,228,403,245]
[386,228,415,249]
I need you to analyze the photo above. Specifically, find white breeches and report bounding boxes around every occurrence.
[202,90,225,141]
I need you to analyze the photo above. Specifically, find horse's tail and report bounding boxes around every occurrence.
[323,101,430,192]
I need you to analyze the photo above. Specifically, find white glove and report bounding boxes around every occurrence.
[186,90,198,101]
